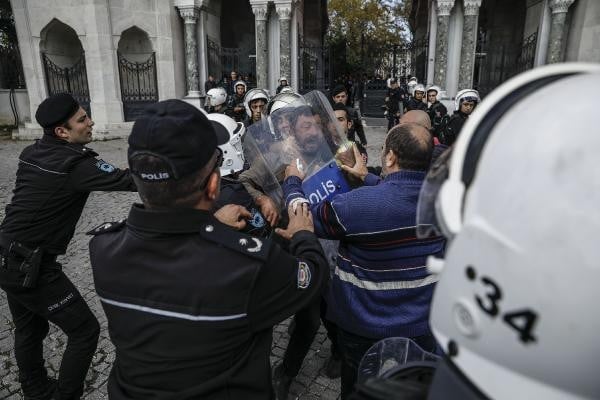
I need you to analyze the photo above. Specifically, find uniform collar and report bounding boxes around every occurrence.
[39,134,94,154]
[127,203,217,234]
[384,170,426,184]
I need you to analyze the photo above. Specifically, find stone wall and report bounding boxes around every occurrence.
[565,0,600,62]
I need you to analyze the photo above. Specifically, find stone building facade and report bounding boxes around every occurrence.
[412,0,599,99]
[4,0,327,139]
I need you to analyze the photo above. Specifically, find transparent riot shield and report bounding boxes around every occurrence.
[242,90,356,209]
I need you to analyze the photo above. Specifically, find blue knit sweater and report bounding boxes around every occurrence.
[283,171,445,339]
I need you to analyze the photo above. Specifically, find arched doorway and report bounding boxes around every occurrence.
[40,19,90,115]
[473,0,530,96]
[117,26,158,121]
[210,0,256,86]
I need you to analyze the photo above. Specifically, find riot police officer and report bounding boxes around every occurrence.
[0,93,136,399]
[226,80,248,123]
[88,99,328,399]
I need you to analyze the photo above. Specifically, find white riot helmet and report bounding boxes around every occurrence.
[454,89,480,111]
[279,76,288,84]
[279,86,295,94]
[416,63,600,400]
[234,80,247,94]
[206,87,227,108]
[267,91,305,115]
[244,88,270,118]
[412,83,426,97]
[427,85,441,95]
[206,113,246,176]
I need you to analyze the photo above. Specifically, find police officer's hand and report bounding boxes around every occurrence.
[340,143,368,181]
[284,162,306,181]
[255,195,280,227]
[275,202,314,240]
[214,204,252,230]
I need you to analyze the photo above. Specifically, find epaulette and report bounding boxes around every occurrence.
[86,219,127,235]
[198,221,271,262]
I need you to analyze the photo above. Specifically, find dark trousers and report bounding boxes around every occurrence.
[282,296,340,377]
[387,112,400,131]
[337,328,438,399]
[0,264,100,399]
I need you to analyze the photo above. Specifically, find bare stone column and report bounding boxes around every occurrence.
[252,2,269,90]
[434,0,455,89]
[547,0,576,63]
[458,0,482,89]
[178,6,201,98]
[276,2,292,83]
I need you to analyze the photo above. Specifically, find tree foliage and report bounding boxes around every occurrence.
[327,0,411,74]
[0,0,17,48]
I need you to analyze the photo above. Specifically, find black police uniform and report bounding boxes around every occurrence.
[89,205,328,399]
[428,101,448,139]
[216,176,271,238]
[226,93,247,123]
[0,134,136,398]
[386,87,403,131]
[405,97,428,112]
[440,111,468,146]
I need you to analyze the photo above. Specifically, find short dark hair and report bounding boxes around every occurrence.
[43,120,72,136]
[132,153,217,208]
[385,123,433,171]
[332,102,349,120]
[290,105,316,130]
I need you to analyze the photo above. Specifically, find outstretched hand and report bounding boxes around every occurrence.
[275,202,314,240]
[214,204,252,230]
[255,195,280,227]
[340,143,368,181]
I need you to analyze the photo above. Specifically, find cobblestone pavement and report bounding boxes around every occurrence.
[0,122,387,400]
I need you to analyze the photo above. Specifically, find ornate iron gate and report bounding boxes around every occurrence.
[298,42,331,93]
[118,53,158,121]
[474,30,537,97]
[42,53,91,116]
[395,39,428,82]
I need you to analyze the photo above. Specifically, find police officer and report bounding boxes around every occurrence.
[405,84,428,112]
[440,89,480,146]
[88,99,328,399]
[426,85,448,139]
[384,79,404,131]
[0,93,136,399]
[226,80,248,123]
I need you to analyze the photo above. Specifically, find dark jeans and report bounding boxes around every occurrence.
[282,296,340,377]
[0,263,100,399]
[387,113,400,131]
[337,328,438,399]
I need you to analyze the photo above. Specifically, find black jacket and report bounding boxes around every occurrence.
[0,135,135,254]
[440,111,468,146]
[428,101,448,138]
[405,98,428,112]
[89,205,328,399]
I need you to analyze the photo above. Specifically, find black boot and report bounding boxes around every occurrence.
[21,371,57,400]
[324,352,342,379]
[272,363,293,400]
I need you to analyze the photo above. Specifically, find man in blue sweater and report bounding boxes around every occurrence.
[280,122,446,398]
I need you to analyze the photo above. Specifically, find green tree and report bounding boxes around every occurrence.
[327,0,410,75]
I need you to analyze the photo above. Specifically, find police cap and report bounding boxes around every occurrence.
[35,93,80,129]
[128,99,229,181]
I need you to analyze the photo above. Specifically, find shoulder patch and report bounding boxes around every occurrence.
[86,219,127,236]
[297,261,311,289]
[95,159,116,173]
[199,222,271,262]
